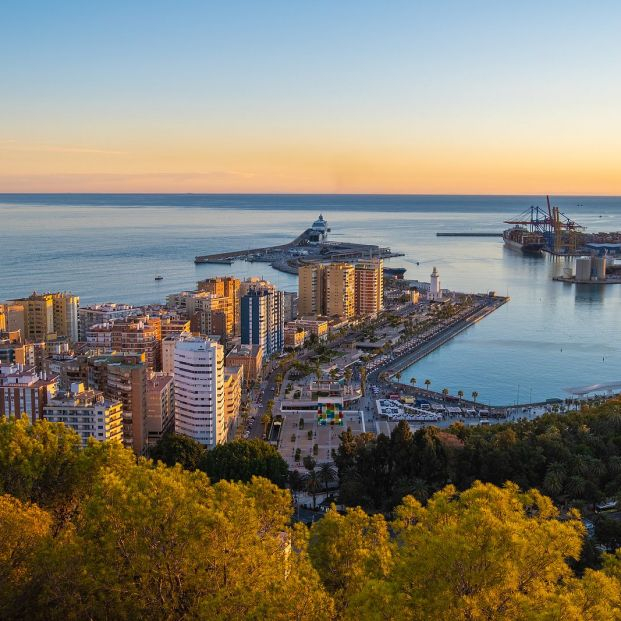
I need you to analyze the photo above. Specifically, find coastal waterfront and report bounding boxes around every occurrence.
[2,193,621,404]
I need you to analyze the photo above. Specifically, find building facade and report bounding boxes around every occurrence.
[355,258,384,316]
[44,383,123,445]
[10,292,79,343]
[240,280,284,356]
[173,336,225,446]
[298,264,325,317]
[78,303,140,341]
[0,363,58,422]
[223,365,243,439]
[325,263,356,318]
[197,277,241,335]
[225,343,263,386]
[145,373,175,447]
[88,353,148,455]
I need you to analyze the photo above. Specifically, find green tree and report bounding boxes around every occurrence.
[472,390,479,404]
[409,377,417,387]
[309,507,391,615]
[304,470,323,509]
[317,462,337,494]
[199,439,289,487]
[149,432,205,470]
[349,482,588,620]
[424,378,431,390]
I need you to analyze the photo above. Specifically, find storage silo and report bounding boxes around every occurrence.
[575,256,592,282]
[592,256,607,280]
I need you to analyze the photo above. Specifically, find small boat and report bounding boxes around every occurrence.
[155,275,164,281]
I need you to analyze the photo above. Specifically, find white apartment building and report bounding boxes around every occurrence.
[173,336,225,446]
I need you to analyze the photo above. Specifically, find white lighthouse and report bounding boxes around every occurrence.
[427,266,442,301]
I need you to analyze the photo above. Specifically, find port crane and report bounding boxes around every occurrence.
[504,196,584,254]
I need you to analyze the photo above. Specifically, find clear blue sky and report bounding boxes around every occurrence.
[2,1,620,193]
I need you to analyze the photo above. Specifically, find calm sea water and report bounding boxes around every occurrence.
[1,193,620,405]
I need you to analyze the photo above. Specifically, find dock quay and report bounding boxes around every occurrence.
[381,296,509,378]
[436,232,503,237]
[195,216,404,274]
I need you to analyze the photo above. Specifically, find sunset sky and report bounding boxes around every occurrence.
[2,1,620,194]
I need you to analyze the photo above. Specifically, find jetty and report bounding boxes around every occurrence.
[195,217,404,275]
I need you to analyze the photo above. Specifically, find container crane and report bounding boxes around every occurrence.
[504,197,584,254]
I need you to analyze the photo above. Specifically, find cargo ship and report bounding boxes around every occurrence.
[502,227,545,255]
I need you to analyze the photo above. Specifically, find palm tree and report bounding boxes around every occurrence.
[304,470,323,509]
[395,371,402,383]
[471,391,479,405]
[360,367,367,393]
[424,379,431,391]
[302,454,317,472]
[457,390,464,402]
[344,367,352,386]
[261,413,271,437]
[317,462,337,494]
[409,377,417,388]
[288,469,304,503]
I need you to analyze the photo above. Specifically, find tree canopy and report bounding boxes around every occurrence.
[199,438,289,487]
[2,416,621,619]
[336,401,621,512]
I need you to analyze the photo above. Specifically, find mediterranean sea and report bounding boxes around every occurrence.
[1,193,620,405]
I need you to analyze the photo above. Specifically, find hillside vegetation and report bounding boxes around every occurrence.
[1,411,621,619]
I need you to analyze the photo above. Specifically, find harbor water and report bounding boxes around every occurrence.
[1,193,621,405]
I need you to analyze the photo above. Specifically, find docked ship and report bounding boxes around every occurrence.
[308,214,329,243]
[502,226,545,255]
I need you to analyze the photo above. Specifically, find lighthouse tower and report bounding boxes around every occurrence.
[427,266,442,301]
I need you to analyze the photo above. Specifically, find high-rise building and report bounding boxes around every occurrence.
[0,363,58,422]
[282,291,298,322]
[325,263,355,319]
[187,293,233,337]
[355,258,384,316]
[298,264,325,317]
[0,303,25,334]
[298,260,380,319]
[223,365,243,439]
[44,383,123,446]
[240,279,284,356]
[197,277,241,335]
[78,303,140,341]
[10,292,79,343]
[88,353,148,454]
[86,317,162,370]
[161,333,190,375]
[168,288,236,338]
[145,373,175,447]
[174,336,225,446]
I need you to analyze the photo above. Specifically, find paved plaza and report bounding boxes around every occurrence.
[279,409,365,470]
